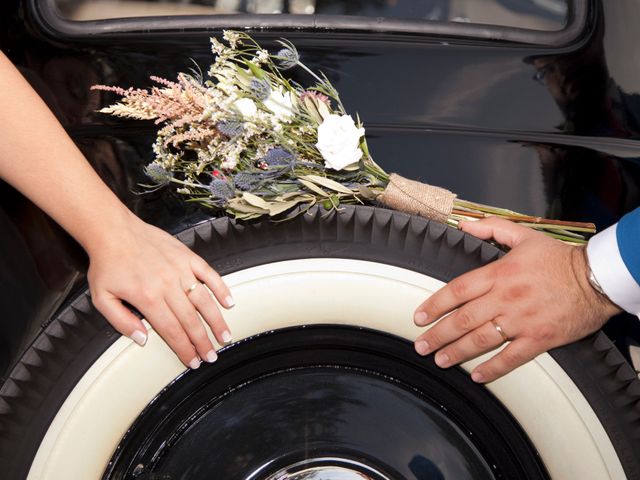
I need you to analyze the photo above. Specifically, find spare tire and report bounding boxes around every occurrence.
[1,206,639,480]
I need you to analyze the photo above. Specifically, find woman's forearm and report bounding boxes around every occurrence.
[0,51,131,255]
[0,51,234,369]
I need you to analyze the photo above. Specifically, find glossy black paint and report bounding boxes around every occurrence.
[105,326,548,479]
[1,0,639,379]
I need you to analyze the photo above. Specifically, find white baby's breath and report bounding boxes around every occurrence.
[263,87,295,122]
[256,49,269,64]
[215,140,244,171]
[210,37,226,55]
[222,30,241,48]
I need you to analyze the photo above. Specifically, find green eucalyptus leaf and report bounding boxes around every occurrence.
[299,175,354,195]
[228,197,269,214]
[269,199,305,216]
[246,62,265,79]
[298,178,329,197]
[242,192,272,210]
[276,191,308,200]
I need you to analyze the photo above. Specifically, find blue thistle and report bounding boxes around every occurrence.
[233,172,262,191]
[249,78,271,101]
[275,47,299,70]
[263,147,295,167]
[216,120,244,137]
[144,163,173,185]
[209,178,235,200]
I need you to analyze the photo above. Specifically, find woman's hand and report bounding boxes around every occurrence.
[413,217,621,383]
[87,213,234,369]
[0,51,234,369]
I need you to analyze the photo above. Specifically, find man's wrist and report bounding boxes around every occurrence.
[583,247,609,297]
[577,246,622,316]
[586,223,640,318]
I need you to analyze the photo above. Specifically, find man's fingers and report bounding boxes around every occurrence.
[92,292,148,346]
[459,217,536,249]
[470,339,540,383]
[414,264,496,326]
[428,319,510,368]
[192,258,235,309]
[414,297,500,357]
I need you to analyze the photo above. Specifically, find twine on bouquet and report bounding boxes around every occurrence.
[376,174,595,244]
[378,174,456,224]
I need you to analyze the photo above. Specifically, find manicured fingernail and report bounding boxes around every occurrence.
[131,330,148,346]
[222,330,233,344]
[435,352,450,368]
[189,357,201,370]
[471,371,484,383]
[415,340,430,355]
[205,350,218,363]
[414,312,428,325]
[225,295,235,308]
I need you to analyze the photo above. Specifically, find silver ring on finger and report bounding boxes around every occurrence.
[490,319,510,343]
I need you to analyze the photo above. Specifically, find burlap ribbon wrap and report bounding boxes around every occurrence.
[378,173,457,223]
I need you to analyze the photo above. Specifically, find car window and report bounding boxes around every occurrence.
[54,0,568,32]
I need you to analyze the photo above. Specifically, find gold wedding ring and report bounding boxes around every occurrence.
[491,319,510,343]
[185,282,200,295]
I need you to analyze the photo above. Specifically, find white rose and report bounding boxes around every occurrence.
[263,87,295,121]
[233,97,258,119]
[315,114,365,170]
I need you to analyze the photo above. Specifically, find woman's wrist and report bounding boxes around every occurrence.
[76,205,141,258]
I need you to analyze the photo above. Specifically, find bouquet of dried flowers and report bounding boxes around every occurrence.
[93,30,594,244]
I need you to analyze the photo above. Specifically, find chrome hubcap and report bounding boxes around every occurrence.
[263,458,389,480]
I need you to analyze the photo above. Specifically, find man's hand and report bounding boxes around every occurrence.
[413,217,621,383]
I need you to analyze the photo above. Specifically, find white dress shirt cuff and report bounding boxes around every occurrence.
[586,224,640,318]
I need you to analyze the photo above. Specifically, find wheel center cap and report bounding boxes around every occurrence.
[263,458,389,480]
